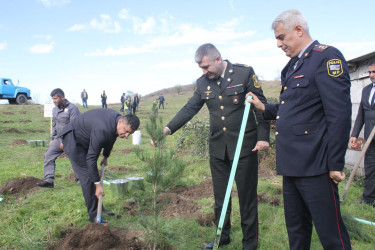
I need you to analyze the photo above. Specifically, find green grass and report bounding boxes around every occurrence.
[1,85,375,249]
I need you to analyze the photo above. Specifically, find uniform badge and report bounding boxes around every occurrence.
[229,69,233,74]
[252,74,261,88]
[327,59,343,77]
[232,96,239,104]
[205,91,212,94]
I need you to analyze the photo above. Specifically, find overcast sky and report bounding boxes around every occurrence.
[1,0,374,105]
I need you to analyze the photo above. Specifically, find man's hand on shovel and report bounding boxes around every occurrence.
[95,183,105,200]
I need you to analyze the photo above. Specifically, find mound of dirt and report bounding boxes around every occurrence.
[26,129,45,133]
[19,119,32,123]
[11,139,27,146]
[5,128,24,134]
[65,173,79,183]
[0,120,14,123]
[122,179,217,226]
[257,192,281,206]
[0,176,42,195]
[2,112,14,115]
[49,223,146,250]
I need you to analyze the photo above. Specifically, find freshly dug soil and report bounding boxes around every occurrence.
[65,173,79,183]
[19,119,32,123]
[0,176,43,195]
[123,178,218,226]
[11,139,27,146]
[26,129,45,133]
[49,223,147,250]
[5,128,24,134]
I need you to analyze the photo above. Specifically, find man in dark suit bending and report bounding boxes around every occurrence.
[350,61,375,207]
[58,109,140,222]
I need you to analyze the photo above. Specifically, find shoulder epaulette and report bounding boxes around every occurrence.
[312,44,330,53]
[233,63,251,68]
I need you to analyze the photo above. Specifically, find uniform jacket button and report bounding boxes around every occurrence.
[276,116,280,120]
[284,86,287,90]
[275,131,279,136]
[281,101,285,104]
[305,131,308,134]
[223,127,227,131]
[219,96,223,99]
[220,106,224,110]
[221,116,225,120]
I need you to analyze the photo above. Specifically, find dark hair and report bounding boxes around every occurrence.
[50,88,65,97]
[122,114,140,131]
[368,60,375,67]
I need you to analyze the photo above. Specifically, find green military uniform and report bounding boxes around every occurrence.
[167,60,269,249]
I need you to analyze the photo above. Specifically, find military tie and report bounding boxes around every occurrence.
[286,57,299,77]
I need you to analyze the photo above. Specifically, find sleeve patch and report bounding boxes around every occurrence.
[252,74,261,88]
[327,59,343,77]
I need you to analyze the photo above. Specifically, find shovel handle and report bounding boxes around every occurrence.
[95,164,106,223]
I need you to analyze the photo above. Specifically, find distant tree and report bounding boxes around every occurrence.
[175,84,182,95]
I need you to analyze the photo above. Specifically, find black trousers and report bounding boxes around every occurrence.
[210,151,258,249]
[283,174,351,250]
[363,140,375,203]
[62,131,98,221]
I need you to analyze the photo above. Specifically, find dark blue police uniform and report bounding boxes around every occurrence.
[264,41,352,249]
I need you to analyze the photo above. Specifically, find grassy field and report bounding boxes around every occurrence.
[0,81,374,249]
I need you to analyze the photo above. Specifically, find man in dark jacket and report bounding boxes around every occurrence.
[350,61,375,206]
[58,109,140,222]
[37,88,80,188]
[164,43,270,249]
[158,94,165,109]
[248,9,351,250]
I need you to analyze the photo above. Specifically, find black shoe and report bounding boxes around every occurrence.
[89,217,108,224]
[360,199,373,205]
[36,181,54,188]
[102,208,115,216]
[202,239,230,249]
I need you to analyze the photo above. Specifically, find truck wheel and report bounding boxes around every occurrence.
[16,94,27,105]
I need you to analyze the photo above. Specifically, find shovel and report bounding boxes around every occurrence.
[341,126,375,202]
[95,164,106,223]
[213,96,252,249]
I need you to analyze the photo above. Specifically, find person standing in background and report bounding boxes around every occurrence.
[158,94,165,109]
[101,90,107,109]
[120,93,126,112]
[132,93,139,114]
[81,89,88,108]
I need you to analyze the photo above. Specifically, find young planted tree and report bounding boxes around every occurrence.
[135,102,186,249]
